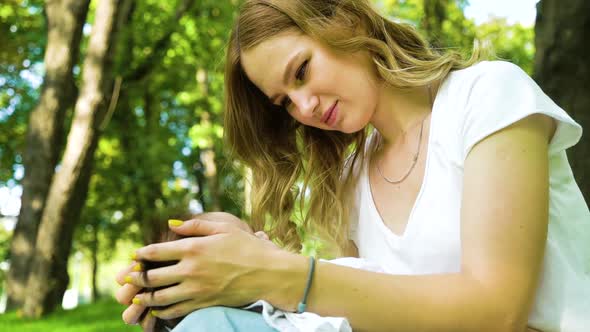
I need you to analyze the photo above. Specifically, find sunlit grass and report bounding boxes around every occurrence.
[0,298,140,332]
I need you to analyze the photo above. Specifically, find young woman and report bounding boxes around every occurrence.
[115,1,590,331]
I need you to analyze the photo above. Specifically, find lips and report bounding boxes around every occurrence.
[322,101,338,124]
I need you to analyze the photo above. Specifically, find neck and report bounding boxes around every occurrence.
[369,82,436,146]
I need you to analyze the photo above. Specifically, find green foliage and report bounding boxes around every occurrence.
[0,224,10,262]
[0,298,140,331]
[377,0,533,73]
[378,0,424,24]
[439,1,477,50]
[0,0,44,184]
[0,0,45,69]
[379,0,475,51]
[0,223,10,291]
[476,18,535,74]
[74,0,244,258]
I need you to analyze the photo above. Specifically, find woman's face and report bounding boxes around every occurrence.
[240,30,380,133]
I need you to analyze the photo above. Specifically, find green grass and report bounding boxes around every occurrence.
[0,298,142,332]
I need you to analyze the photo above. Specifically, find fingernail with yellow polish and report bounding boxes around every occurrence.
[124,275,132,283]
[151,310,159,316]
[168,219,184,227]
[130,252,137,260]
[132,297,141,305]
[133,263,143,272]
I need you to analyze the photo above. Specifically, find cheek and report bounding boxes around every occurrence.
[363,77,380,116]
[349,89,378,130]
[351,81,378,114]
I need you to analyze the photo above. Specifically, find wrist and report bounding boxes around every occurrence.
[262,249,308,311]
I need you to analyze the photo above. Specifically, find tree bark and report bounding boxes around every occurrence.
[5,0,90,311]
[90,220,99,302]
[202,147,221,211]
[22,0,130,318]
[534,0,590,202]
[196,69,221,211]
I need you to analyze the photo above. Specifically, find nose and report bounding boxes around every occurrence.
[289,89,318,119]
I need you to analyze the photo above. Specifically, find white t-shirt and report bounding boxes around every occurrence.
[349,61,590,332]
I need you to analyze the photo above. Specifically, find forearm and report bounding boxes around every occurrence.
[263,251,521,332]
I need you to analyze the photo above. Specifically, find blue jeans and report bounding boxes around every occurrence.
[170,306,278,332]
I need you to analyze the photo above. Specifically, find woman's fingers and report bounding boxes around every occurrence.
[168,218,236,237]
[122,303,147,325]
[151,299,211,320]
[133,283,195,307]
[116,261,141,286]
[199,212,253,233]
[134,237,197,262]
[115,282,142,305]
[140,310,156,332]
[124,263,183,288]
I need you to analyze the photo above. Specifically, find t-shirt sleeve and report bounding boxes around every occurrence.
[459,61,583,161]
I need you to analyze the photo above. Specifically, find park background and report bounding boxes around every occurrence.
[0,0,588,330]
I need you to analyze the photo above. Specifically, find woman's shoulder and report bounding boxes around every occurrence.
[438,60,538,112]
[446,60,529,88]
[453,60,525,74]
[439,60,583,158]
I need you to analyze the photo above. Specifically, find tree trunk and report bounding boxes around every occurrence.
[193,150,207,211]
[196,70,221,211]
[202,147,220,211]
[90,221,99,302]
[22,0,129,318]
[5,0,90,311]
[534,0,590,202]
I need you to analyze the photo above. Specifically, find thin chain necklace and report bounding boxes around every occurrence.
[375,85,433,185]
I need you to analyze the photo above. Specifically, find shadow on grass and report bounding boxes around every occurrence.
[0,298,141,332]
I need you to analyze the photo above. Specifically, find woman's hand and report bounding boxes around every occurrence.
[128,221,281,319]
[187,211,254,233]
[115,262,156,330]
[115,213,278,327]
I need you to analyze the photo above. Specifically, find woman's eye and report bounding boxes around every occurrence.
[295,60,308,82]
[279,60,309,110]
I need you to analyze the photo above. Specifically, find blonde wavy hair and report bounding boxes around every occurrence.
[224,0,480,255]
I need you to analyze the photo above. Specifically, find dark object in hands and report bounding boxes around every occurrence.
[135,212,260,330]
[137,218,188,331]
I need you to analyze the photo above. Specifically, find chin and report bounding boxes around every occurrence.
[339,126,363,134]
[338,127,356,134]
[341,119,370,134]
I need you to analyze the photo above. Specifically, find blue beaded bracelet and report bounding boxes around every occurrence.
[297,256,316,313]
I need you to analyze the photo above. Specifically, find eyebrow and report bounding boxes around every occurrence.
[269,51,302,105]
